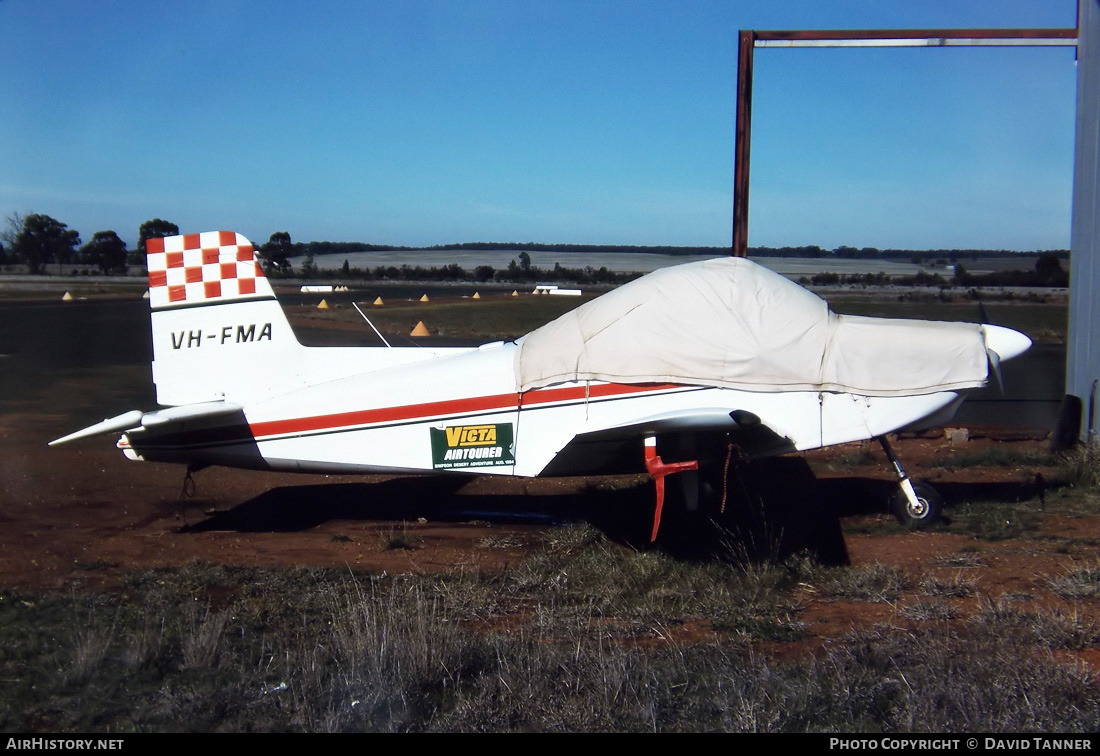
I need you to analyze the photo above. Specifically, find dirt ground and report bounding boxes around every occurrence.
[2,295,1097,661]
[8,410,1099,656]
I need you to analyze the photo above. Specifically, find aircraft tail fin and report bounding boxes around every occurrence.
[147,231,303,406]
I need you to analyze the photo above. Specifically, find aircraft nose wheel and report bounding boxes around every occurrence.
[890,480,943,529]
[877,435,943,530]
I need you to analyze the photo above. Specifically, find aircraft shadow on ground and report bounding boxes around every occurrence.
[177,462,1048,568]
[178,475,611,534]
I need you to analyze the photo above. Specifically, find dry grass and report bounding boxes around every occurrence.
[1059,444,1100,491]
[809,563,912,603]
[380,523,422,551]
[900,599,958,622]
[1046,561,1100,601]
[973,598,1100,651]
[920,571,979,599]
[2,525,1099,732]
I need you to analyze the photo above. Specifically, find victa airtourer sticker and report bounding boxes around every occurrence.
[430,423,515,469]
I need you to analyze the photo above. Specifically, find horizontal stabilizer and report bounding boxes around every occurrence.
[48,402,243,446]
[138,401,243,427]
[48,410,145,446]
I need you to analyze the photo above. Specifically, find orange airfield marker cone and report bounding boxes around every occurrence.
[410,321,430,337]
[373,296,384,306]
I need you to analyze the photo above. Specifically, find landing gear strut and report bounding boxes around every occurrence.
[644,436,698,542]
[878,436,943,529]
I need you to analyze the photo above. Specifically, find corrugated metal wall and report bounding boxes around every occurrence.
[1069,0,1100,440]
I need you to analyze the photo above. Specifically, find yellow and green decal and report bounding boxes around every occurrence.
[430,423,515,469]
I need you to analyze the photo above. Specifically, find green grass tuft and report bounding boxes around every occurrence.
[954,500,1041,541]
[1046,561,1100,601]
[928,447,1057,470]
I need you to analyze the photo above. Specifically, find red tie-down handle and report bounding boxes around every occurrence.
[644,436,698,542]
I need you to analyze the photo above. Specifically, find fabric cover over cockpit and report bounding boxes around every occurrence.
[515,257,989,397]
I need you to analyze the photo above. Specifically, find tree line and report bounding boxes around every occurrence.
[752,245,1070,262]
[291,240,1070,262]
[0,211,1071,279]
[0,213,182,275]
[294,250,639,286]
[802,252,1069,288]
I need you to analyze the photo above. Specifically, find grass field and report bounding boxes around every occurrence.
[290,293,601,343]
[4,484,1100,732]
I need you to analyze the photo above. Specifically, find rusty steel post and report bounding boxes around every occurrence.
[732,29,755,258]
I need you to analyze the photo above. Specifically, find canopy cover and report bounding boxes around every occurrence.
[515,258,989,397]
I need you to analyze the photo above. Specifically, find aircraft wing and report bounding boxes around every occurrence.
[591,406,796,456]
[538,406,796,478]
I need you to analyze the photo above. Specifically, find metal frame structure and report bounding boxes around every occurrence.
[732,27,1078,257]
[1069,0,1100,442]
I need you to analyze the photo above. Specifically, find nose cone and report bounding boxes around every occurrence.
[981,324,1032,362]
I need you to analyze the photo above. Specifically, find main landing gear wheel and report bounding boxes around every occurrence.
[890,480,943,530]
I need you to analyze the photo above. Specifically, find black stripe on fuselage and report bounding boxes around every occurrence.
[150,294,279,313]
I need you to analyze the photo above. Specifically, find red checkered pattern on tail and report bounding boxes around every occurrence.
[146,231,270,308]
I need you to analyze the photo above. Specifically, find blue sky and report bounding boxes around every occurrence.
[0,0,1078,250]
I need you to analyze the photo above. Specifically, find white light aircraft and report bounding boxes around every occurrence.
[50,231,1032,538]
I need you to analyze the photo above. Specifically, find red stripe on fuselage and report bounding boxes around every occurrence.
[522,382,684,406]
[248,382,686,440]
